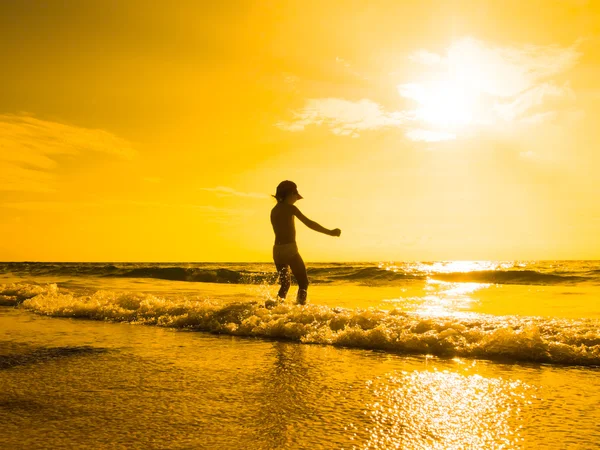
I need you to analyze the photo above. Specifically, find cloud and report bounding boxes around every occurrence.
[0,114,135,192]
[199,186,269,199]
[276,98,407,138]
[278,37,581,143]
[520,111,558,125]
[409,50,443,65]
[493,82,573,122]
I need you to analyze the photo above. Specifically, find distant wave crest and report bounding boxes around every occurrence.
[2,282,599,367]
[2,262,598,286]
[432,270,587,285]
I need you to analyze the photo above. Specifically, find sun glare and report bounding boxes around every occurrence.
[400,80,479,127]
[400,38,504,130]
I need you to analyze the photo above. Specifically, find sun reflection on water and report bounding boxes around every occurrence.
[383,279,491,318]
[379,260,515,275]
[359,369,536,449]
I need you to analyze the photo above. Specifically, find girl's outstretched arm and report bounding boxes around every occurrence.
[293,206,341,237]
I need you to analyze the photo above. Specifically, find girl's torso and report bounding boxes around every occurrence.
[270,203,297,245]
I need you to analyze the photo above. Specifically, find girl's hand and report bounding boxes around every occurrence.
[330,228,342,237]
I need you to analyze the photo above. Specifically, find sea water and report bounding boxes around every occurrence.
[1,261,599,449]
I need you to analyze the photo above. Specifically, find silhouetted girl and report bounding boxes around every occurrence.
[269,180,341,306]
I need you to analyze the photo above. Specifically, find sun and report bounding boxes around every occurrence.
[399,38,502,130]
[401,79,480,127]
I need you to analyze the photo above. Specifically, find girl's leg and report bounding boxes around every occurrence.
[289,253,309,304]
[276,263,291,299]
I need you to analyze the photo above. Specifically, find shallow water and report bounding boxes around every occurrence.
[2,261,600,448]
[1,308,599,449]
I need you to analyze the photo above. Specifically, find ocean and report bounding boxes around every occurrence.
[1,260,599,449]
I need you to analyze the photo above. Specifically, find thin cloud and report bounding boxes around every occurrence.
[493,82,573,122]
[276,98,407,138]
[199,186,269,199]
[520,111,558,125]
[0,114,135,192]
[409,50,443,65]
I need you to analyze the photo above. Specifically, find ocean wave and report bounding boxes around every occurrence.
[113,267,266,284]
[2,262,598,286]
[431,270,588,285]
[3,282,599,367]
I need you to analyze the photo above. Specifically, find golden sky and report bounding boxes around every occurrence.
[1,0,599,261]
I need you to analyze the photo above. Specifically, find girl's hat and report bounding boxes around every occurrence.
[275,180,303,200]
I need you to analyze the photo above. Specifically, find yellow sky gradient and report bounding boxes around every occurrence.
[1,0,599,261]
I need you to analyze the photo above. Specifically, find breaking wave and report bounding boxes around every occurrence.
[2,282,599,367]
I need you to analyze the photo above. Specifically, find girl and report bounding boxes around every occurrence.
[269,180,341,305]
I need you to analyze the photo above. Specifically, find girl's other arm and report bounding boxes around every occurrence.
[293,206,341,237]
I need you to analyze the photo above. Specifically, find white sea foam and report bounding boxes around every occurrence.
[0,282,59,305]
[2,282,599,366]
